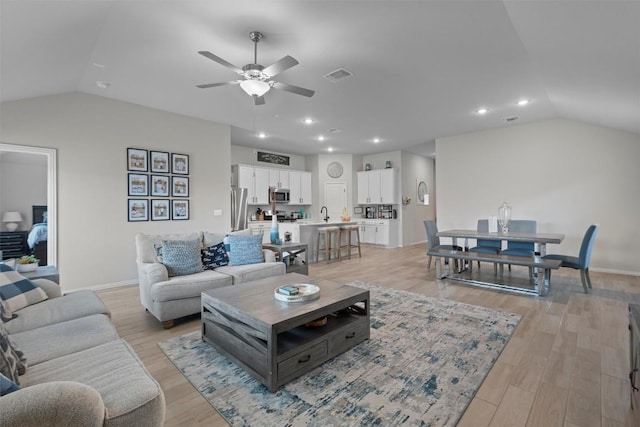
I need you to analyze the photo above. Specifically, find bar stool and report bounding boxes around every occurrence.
[316,226,340,263]
[338,224,361,260]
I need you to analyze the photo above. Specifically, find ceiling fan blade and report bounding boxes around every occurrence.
[262,55,299,77]
[196,80,241,89]
[272,81,315,97]
[198,51,243,75]
[253,95,266,106]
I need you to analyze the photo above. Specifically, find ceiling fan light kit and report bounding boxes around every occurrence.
[197,31,314,105]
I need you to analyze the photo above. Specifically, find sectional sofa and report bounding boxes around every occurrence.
[135,231,286,328]
[0,276,165,426]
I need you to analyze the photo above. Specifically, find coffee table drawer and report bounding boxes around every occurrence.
[328,318,369,355]
[278,340,328,384]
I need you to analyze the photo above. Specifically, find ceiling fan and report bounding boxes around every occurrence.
[197,31,315,106]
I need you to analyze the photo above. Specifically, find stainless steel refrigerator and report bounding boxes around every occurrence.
[230,187,248,231]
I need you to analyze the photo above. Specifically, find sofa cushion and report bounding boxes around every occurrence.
[0,269,48,315]
[215,262,286,285]
[150,270,232,302]
[161,239,203,277]
[21,339,165,427]
[11,314,119,366]
[202,242,229,269]
[3,290,110,335]
[226,234,264,266]
[0,372,20,395]
[135,232,202,264]
[0,325,26,384]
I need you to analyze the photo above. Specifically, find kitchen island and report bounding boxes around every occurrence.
[298,220,358,263]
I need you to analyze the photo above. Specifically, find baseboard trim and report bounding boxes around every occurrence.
[591,267,640,277]
[64,279,138,293]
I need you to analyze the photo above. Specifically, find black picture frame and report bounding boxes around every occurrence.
[151,199,170,221]
[127,148,148,172]
[257,151,290,166]
[171,153,189,175]
[150,174,170,197]
[172,199,189,220]
[150,151,170,173]
[171,176,189,197]
[128,173,149,196]
[128,199,149,222]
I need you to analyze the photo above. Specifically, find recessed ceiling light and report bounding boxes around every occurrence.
[317,135,325,141]
[303,118,314,125]
[373,138,381,143]
[476,107,489,115]
[517,99,530,106]
[257,132,267,139]
[327,147,334,152]
[95,81,110,89]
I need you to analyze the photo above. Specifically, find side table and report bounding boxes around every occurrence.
[263,242,308,275]
[21,265,60,284]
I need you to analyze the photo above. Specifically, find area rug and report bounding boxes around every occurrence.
[159,282,521,426]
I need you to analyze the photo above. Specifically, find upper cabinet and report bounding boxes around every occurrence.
[234,165,270,205]
[357,168,399,204]
[268,169,289,189]
[234,165,311,205]
[289,170,312,205]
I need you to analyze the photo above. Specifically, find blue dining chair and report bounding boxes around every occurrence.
[468,219,501,274]
[499,219,536,278]
[424,220,463,270]
[543,224,600,293]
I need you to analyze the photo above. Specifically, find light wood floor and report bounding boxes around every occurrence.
[97,243,640,426]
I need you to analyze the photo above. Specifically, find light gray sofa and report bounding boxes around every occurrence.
[0,279,165,426]
[135,231,286,328]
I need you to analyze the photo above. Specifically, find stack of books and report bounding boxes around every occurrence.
[277,285,300,296]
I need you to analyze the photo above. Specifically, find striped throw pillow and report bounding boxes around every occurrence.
[0,270,48,316]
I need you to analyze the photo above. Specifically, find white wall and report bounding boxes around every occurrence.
[400,151,436,246]
[0,154,47,230]
[1,93,232,290]
[436,118,640,275]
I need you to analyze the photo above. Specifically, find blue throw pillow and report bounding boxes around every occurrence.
[161,239,203,277]
[0,373,20,396]
[202,242,229,269]
[227,234,264,266]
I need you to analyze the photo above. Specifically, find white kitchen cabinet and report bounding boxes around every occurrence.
[248,222,272,244]
[289,171,312,205]
[357,169,398,204]
[268,169,289,189]
[236,165,269,205]
[358,219,391,246]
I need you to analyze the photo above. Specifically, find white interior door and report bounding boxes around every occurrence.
[324,182,347,221]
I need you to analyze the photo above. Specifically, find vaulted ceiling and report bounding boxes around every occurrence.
[1,1,639,157]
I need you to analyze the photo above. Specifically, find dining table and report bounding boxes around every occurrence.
[437,229,565,256]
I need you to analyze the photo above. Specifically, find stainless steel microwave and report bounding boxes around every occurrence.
[270,188,290,203]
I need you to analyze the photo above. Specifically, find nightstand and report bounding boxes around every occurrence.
[0,231,28,260]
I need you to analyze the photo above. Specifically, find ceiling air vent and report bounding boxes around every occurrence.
[323,68,354,82]
[504,116,519,123]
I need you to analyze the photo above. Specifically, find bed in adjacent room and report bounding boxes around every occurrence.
[28,204,48,266]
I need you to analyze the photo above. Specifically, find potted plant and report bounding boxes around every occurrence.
[16,255,39,273]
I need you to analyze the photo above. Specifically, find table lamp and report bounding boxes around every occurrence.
[2,211,23,231]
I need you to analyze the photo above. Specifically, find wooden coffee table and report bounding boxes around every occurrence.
[201,273,370,392]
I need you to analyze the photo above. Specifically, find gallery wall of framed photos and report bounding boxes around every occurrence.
[127,148,190,222]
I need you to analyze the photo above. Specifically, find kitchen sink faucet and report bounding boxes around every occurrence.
[321,206,329,222]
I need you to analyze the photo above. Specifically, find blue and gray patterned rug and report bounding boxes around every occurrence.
[159,282,521,426]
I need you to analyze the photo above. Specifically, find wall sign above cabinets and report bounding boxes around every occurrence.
[257,151,290,166]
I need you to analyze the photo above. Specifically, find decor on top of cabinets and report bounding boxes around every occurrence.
[258,151,290,166]
[417,179,429,205]
[385,160,392,168]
